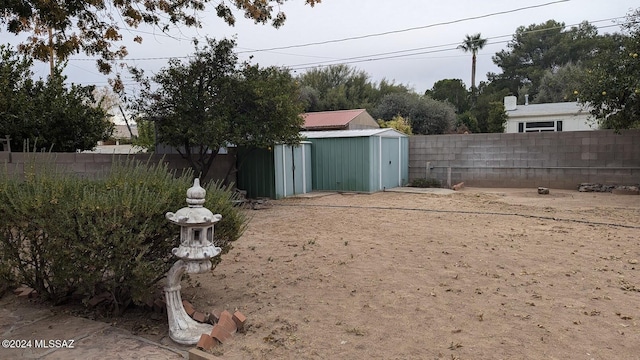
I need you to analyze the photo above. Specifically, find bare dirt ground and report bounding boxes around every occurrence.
[169,187,640,360]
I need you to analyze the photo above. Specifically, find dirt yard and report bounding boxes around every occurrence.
[179,187,640,360]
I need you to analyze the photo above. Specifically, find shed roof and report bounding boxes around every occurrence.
[302,109,367,129]
[507,102,589,118]
[301,129,407,139]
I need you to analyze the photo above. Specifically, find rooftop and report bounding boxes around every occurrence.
[302,109,367,129]
[301,128,407,139]
[507,102,589,118]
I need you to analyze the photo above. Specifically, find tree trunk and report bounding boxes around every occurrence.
[471,52,477,91]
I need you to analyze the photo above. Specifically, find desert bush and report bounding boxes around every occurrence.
[0,155,246,314]
[409,178,441,188]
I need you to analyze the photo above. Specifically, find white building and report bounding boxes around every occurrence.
[504,96,597,133]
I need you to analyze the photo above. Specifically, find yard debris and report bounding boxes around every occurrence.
[249,198,272,210]
[612,187,639,195]
[578,183,639,193]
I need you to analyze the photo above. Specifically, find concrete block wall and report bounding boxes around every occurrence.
[1,153,235,184]
[409,130,640,189]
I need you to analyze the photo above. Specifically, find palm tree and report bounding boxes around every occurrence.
[458,33,488,92]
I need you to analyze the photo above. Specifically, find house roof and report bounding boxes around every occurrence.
[112,124,138,138]
[301,129,407,139]
[507,102,589,118]
[302,109,367,129]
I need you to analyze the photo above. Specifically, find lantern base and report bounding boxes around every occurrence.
[165,260,214,345]
[168,318,214,345]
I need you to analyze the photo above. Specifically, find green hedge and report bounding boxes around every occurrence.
[0,155,246,314]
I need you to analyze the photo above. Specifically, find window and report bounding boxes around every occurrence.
[521,120,561,132]
[526,121,555,129]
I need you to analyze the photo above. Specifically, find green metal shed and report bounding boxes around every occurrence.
[302,129,409,192]
[236,142,312,199]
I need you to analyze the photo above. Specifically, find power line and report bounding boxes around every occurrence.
[68,0,571,63]
[285,17,627,71]
[61,11,628,87]
[238,0,571,53]
[66,15,624,69]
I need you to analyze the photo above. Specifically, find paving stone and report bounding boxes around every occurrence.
[2,314,111,359]
[40,326,185,359]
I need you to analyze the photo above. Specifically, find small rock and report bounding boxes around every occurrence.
[629,259,638,264]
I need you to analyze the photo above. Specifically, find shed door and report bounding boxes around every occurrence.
[291,145,306,195]
[381,137,400,190]
[280,144,307,197]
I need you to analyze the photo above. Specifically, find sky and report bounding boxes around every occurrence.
[3,0,638,97]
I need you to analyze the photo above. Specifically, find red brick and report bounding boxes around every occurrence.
[210,324,233,344]
[17,288,34,298]
[183,300,196,316]
[452,182,465,191]
[88,292,111,307]
[144,298,155,310]
[192,311,209,323]
[153,298,166,313]
[209,309,221,324]
[232,311,247,331]
[196,333,216,351]
[13,285,31,295]
[188,348,219,360]
[218,310,237,334]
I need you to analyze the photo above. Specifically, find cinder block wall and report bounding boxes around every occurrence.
[409,130,640,189]
[0,153,235,184]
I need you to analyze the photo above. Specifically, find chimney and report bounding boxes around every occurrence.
[525,94,529,106]
[503,96,517,111]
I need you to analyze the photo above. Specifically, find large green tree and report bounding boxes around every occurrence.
[0,45,112,152]
[297,65,375,111]
[1,0,320,74]
[458,33,487,92]
[372,92,456,135]
[131,38,304,179]
[577,9,640,130]
[297,64,410,112]
[425,79,470,114]
[471,82,511,133]
[489,20,604,101]
[534,62,585,103]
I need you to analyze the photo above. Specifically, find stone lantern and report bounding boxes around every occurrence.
[164,178,222,344]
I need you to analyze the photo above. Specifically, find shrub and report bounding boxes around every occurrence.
[409,178,441,188]
[0,155,246,314]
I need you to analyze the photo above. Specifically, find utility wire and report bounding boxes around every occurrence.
[67,16,625,68]
[286,18,626,71]
[68,0,575,62]
[240,0,571,53]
